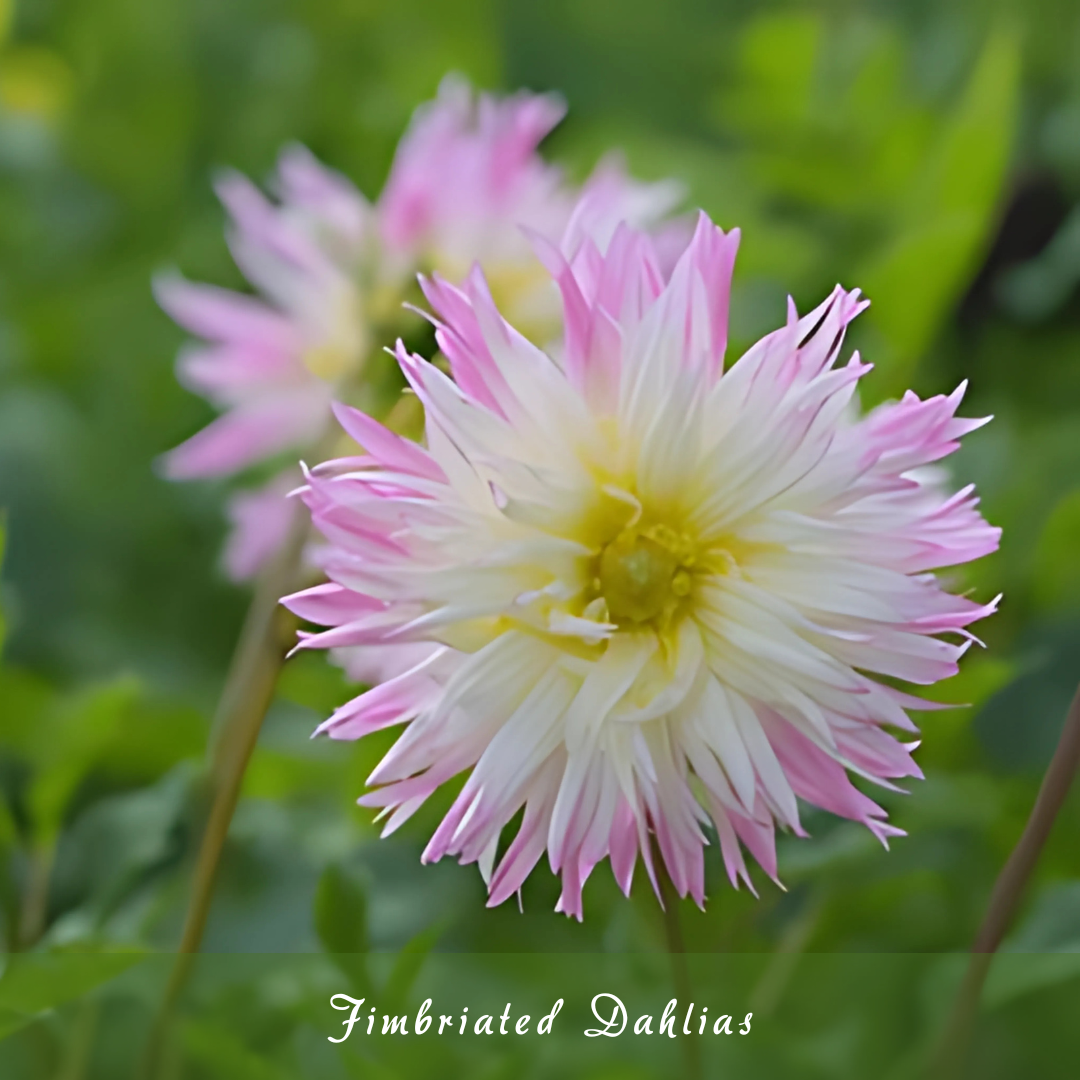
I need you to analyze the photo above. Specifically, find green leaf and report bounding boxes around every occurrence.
[859,27,1019,393]
[26,676,142,845]
[314,864,368,956]
[0,791,14,850]
[0,948,145,1031]
[0,1008,33,1042]
[277,651,354,715]
[183,1019,293,1080]
[0,514,7,655]
[985,953,1080,1010]
[734,11,823,134]
[860,215,986,381]
[338,1046,406,1080]
[242,749,342,803]
[1002,882,1080,953]
[1032,488,1080,612]
[914,654,1016,767]
[0,665,55,757]
[314,864,371,994]
[924,654,1016,709]
[0,0,12,47]
[382,921,445,1011]
[996,205,1080,322]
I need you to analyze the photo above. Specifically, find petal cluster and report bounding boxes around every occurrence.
[379,74,681,337]
[160,77,680,579]
[158,145,368,484]
[158,146,375,577]
[285,211,1000,919]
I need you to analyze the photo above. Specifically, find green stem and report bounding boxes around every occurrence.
[749,890,822,1018]
[138,361,403,1079]
[138,493,311,1079]
[58,997,100,1080]
[17,842,55,950]
[186,495,312,951]
[928,679,1080,1078]
[656,863,703,1080]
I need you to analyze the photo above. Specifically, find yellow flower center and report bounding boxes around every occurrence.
[301,290,370,383]
[303,342,356,382]
[598,524,695,624]
[430,247,560,344]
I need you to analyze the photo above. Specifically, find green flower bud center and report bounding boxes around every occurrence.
[598,528,693,623]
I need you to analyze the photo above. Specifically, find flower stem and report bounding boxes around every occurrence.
[182,503,310,959]
[929,678,1080,1078]
[58,997,100,1080]
[138,494,311,1079]
[17,842,55,949]
[656,863,703,1080]
[749,889,822,1018]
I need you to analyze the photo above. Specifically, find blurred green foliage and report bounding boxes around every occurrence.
[2,0,1080,1075]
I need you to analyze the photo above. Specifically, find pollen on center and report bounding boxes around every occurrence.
[597,524,696,623]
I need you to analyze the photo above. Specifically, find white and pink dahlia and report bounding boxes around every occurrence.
[159,144,370,482]
[377,74,681,339]
[157,144,374,578]
[283,212,999,919]
[159,77,679,580]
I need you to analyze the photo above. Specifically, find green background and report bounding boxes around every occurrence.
[1,0,1080,1075]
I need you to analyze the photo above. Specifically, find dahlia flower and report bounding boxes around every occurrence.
[378,74,681,340]
[284,211,1000,919]
[159,77,679,579]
